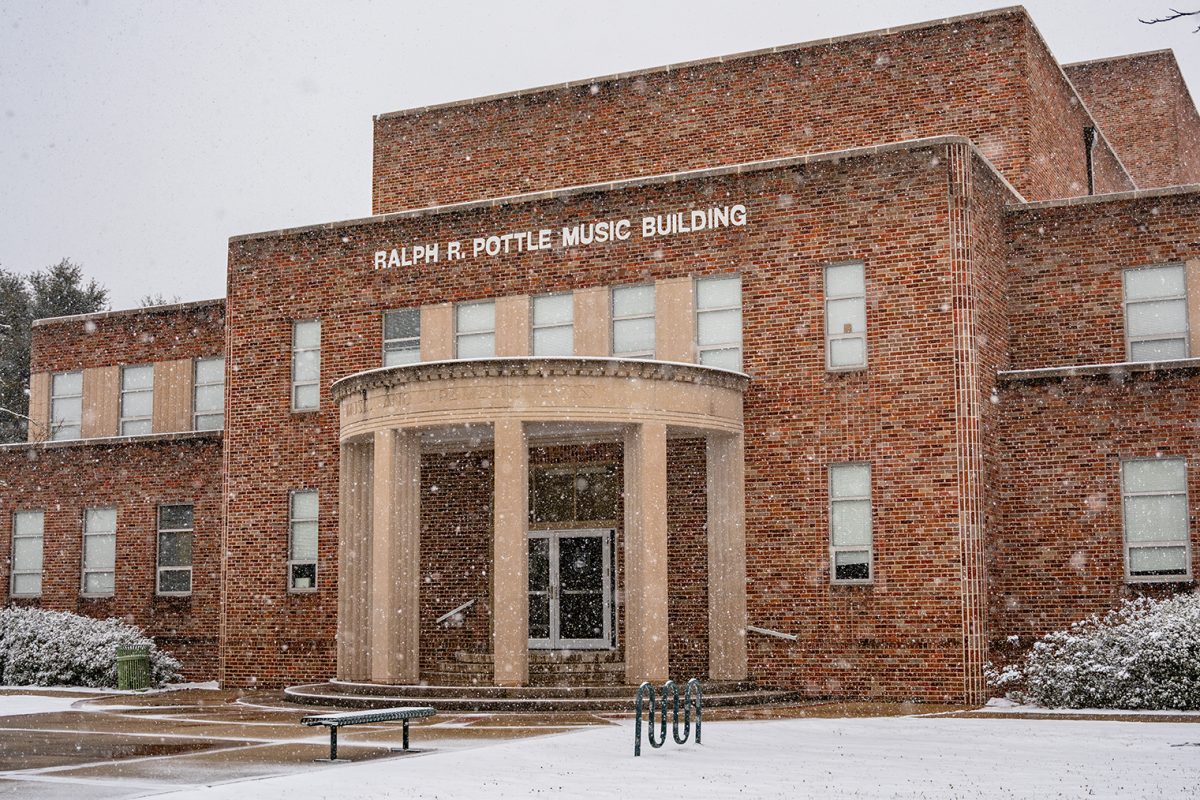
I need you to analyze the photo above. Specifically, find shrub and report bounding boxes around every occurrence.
[0,607,181,688]
[988,593,1200,710]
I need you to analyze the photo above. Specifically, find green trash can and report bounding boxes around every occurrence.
[115,645,152,690]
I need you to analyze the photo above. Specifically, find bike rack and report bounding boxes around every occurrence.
[633,678,702,756]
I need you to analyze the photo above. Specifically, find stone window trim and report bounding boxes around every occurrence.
[288,489,319,593]
[10,509,44,598]
[695,274,743,371]
[530,293,575,357]
[1120,457,1193,584]
[825,261,868,372]
[611,283,656,359]
[81,506,117,598]
[291,319,321,412]
[829,462,873,585]
[50,370,83,441]
[1123,263,1190,363]
[156,503,194,597]
[193,357,225,431]
[383,308,421,367]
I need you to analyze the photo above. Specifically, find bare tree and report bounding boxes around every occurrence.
[1140,8,1200,32]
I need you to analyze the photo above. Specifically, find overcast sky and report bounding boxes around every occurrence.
[2,0,1197,309]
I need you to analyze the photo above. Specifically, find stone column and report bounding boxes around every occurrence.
[370,427,421,684]
[492,419,529,686]
[706,431,748,681]
[337,439,373,681]
[623,421,669,684]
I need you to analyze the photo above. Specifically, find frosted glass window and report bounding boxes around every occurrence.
[383,309,421,366]
[157,504,193,595]
[612,285,655,358]
[830,463,872,583]
[289,490,318,591]
[50,371,82,441]
[826,263,867,370]
[1121,458,1190,580]
[292,320,321,410]
[193,357,224,431]
[1124,265,1188,362]
[82,506,116,596]
[11,510,44,597]
[696,275,742,370]
[120,365,153,436]
[532,293,574,356]
[455,301,495,359]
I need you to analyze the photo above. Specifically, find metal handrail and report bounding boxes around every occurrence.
[746,624,798,641]
[633,678,702,756]
[435,598,477,626]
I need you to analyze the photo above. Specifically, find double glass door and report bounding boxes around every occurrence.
[528,529,613,649]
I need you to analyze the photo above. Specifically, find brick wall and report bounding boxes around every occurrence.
[0,435,223,679]
[372,9,1125,212]
[1066,51,1200,190]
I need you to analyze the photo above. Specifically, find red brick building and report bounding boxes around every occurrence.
[2,7,1198,703]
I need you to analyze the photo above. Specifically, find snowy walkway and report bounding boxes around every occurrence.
[155,714,1200,800]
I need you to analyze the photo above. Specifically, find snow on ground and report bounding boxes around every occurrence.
[155,715,1200,800]
[0,693,84,717]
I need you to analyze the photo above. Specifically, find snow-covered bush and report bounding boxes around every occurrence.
[0,607,180,688]
[989,593,1200,710]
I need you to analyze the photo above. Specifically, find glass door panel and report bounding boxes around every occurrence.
[527,529,612,649]
[528,535,551,642]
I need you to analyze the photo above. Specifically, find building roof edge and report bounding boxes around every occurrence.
[32,297,227,328]
[1011,183,1200,212]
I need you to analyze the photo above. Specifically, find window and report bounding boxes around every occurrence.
[529,464,619,524]
[455,300,495,359]
[82,507,116,596]
[1124,264,1189,362]
[830,464,872,583]
[532,293,574,356]
[193,357,224,431]
[292,320,321,410]
[120,365,154,436]
[825,263,867,370]
[696,275,742,370]
[11,511,44,597]
[383,309,421,366]
[50,371,82,440]
[157,504,193,595]
[1121,459,1191,581]
[289,490,318,591]
[612,285,655,358]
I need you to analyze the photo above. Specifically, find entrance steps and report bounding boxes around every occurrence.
[284,677,800,712]
[424,650,627,687]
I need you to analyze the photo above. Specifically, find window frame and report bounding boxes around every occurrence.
[50,370,83,441]
[193,357,225,431]
[829,462,873,585]
[454,300,496,360]
[611,284,656,359]
[383,308,421,367]
[291,319,321,412]
[11,510,44,598]
[1122,264,1190,362]
[288,489,319,593]
[119,364,154,437]
[695,275,743,370]
[824,262,868,372]
[1120,457,1192,583]
[530,293,575,357]
[80,506,117,598]
[156,503,194,597]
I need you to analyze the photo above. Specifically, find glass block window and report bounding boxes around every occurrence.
[612,285,655,358]
[11,510,44,597]
[1122,458,1191,581]
[532,294,574,356]
[82,506,116,596]
[1124,265,1189,362]
[50,371,83,441]
[383,308,421,366]
[830,463,872,583]
[289,490,318,591]
[157,504,193,595]
[292,320,321,410]
[825,262,867,370]
[455,300,496,359]
[120,365,154,436]
[696,276,742,370]
[193,357,224,431]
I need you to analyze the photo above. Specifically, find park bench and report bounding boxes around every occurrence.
[301,706,436,761]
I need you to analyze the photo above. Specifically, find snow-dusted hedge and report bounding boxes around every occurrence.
[988,593,1200,710]
[0,607,180,688]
